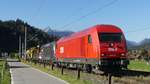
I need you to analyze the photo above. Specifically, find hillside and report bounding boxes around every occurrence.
[0,19,56,53]
[44,27,74,37]
[126,40,138,49]
[131,39,150,50]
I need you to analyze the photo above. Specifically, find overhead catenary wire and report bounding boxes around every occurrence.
[27,0,47,41]
[57,0,149,36]
[29,0,47,22]
[60,0,119,30]
[21,0,47,58]
[124,26,150,42]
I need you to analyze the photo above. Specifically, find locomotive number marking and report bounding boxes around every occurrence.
[108,48,117,51]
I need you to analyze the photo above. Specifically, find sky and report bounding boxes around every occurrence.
[0,0,150,42]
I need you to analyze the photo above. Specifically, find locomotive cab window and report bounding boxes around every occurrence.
[99,33,123,42]
[88,35,92,44]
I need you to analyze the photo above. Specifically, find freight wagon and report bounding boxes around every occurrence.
[39,42,56,63]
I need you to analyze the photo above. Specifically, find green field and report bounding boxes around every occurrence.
[0,59,11,84]
[128,60,150,72]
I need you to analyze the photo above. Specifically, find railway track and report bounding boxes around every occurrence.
[29,60,150,77]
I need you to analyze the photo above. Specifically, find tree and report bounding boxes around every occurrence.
[139,49,148,60]
[0,19,56,53]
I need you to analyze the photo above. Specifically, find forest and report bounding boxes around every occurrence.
[0,19,58,53]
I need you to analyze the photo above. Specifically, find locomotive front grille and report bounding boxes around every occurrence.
[99,58,129,66]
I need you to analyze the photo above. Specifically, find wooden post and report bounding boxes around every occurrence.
[77,66,81,79]
[34,60,35,64]
[81,65,84,72]
[44,63,46,68]
[35,60,37,65]
[61,65,64,75]
[52,63,54,70]
[108,73,112,84]
[43,61,46,68]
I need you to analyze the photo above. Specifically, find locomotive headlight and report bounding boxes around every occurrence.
[39,56,42,59]
[121,53,125,56]
[101,54,105,56]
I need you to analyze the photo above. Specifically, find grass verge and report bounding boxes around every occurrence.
[128,60,150,72]
[0,59,11,84]
[23,61,92,84]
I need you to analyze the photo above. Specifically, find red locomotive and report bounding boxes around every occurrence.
[55,24,129,72]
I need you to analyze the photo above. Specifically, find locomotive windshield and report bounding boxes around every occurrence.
[99,33,123,42]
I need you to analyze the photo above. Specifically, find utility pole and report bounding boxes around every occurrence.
[22,43,24,58]
[19,36,21,57]
[24,26,27,59]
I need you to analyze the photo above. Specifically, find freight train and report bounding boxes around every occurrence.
[27,24,129,72]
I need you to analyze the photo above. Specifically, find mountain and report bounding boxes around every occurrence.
[132,39,150,50]
[0,19,55,53]
[140,38,150,45]
[126,40,138,49]
[44,27,74,37]
[128,38,150,50]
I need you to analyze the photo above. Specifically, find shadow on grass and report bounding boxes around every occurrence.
[9,65,29,68]
[107,69,150,77]
[7,60,20,62]
[7,61,21,63]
